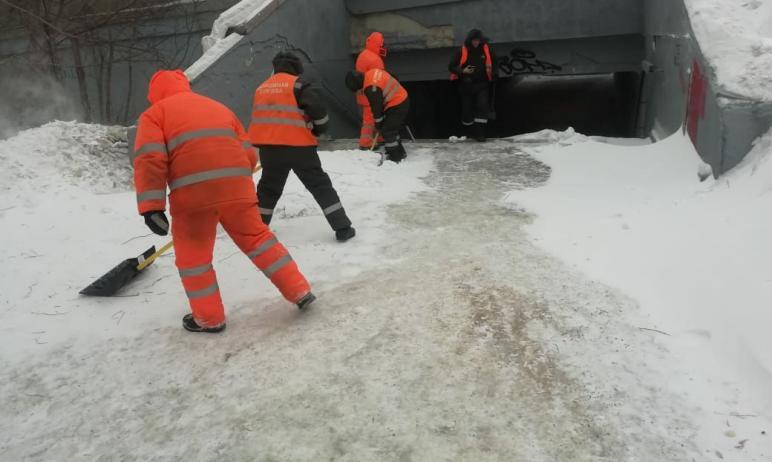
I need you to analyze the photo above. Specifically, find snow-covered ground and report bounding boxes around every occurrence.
[0,121,432,359]
[505,127,772,461]
[2,122,770,460]
[685,0,772,100]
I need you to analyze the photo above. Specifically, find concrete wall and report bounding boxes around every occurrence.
[349,0,643,47]
[642,0,772,174]
[192,0,359,138]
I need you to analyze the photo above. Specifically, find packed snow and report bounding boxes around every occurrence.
[504,127,772,461]
[2,122,771,460]
[685,0,772,100]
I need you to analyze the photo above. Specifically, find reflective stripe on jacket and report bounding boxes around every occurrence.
[133,71,257,216]
[450,44,493,81]
[363,69,408,111]
[248,73,317,147]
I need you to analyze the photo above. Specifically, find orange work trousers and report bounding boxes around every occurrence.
[359,104,384,149]
[172,200,310,327]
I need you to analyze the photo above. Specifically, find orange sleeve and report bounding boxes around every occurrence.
[233,113,258,170]
[133,109,169,214]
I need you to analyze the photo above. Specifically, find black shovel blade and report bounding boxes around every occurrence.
[80,246,156,296]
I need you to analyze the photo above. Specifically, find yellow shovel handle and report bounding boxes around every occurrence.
[136,240,174,271]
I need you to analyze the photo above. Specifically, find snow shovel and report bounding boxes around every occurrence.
[372,131,387,166]
[404,125,417,142]
[79,165,262,296]
[80,241,175,296]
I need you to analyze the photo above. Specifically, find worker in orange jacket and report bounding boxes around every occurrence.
[449,29,497,141]
[133,70,315,334]
[345,68,410,163]
[249,52,356,242]
[355,32,387,149]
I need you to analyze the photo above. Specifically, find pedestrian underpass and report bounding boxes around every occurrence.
[189,0,772,175]
[403,73,642,139]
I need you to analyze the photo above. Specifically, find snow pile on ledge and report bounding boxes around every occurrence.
[503,128,772,459]
[685,0,772,100]
[0,121,131,196]
[186,0,282,81]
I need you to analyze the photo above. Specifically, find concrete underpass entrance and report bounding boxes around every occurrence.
[403,72,643,139]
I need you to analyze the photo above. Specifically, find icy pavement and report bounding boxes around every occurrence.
[0,133,719,460]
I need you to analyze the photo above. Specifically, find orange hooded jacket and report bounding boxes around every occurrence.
[355,32,386,106]
[133,70,258,216]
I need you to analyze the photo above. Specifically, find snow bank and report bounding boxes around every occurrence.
[0,122,433,361]
[186,0,282,81]
[503,128,772,459]
[0,121,131,197]
[685,0,772,100]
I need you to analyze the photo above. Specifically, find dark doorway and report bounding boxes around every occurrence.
[403,72,641,139]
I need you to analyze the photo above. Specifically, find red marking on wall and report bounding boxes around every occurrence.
[686,60,707,144]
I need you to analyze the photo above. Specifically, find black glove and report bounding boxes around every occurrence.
[143,211,169,236]
[374,120,383,131]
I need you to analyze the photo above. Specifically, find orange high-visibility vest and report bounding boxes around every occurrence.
[133,71,258,216]
[450,44,493,81]
[249,73,317,147]
[363,69,408,110]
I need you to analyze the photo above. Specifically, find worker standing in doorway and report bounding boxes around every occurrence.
[448,29,497,142]
[355,32,387,149]
[133,70,316,334]
[249,52,356,242]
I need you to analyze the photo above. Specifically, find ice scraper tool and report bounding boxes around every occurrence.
[79,241,174,296]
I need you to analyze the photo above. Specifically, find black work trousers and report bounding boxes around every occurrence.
[380,98,410,162]
[256,145,352,231]
[460,81,489,138]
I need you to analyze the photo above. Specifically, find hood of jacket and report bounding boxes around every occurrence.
[365,32,386,56]
[147,70,191,104]
[464,29,488,48]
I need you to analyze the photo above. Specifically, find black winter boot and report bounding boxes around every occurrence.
[297,292,317,310]
[336,226,356,242]
[182,314,226,333]
[474,122,487,142]
[385,146,405,164]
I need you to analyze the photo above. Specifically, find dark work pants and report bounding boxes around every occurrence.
[256,145,352,231]
[460,81,489,138]
[380,98,410,162]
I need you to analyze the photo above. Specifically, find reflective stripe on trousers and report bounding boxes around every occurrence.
[323,202,342,216]
[186,282,219,300]
[178,260,223,327]
[245,236,299,280]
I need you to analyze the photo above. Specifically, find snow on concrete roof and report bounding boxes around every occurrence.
[185,0,284,81]
[685,0,772,101]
